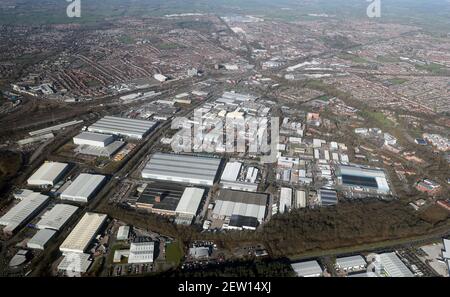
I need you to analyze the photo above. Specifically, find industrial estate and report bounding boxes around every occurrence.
[0,0,449,279]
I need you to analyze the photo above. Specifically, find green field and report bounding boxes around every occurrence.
[165,241,183,265]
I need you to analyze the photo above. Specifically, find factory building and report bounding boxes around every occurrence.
[88,116,157,140]
[73,132,114,147]
[73,131,125,157]
[175,187,205,224]
[116,225,130,241]
[0,192,50,234]
[142,153,221,186]
[279,187,292,213]
[27,229,57,250]
[27,161,69,186]
[319,188,338,206]
[59,212,107,254]
[136,182,185,215]
[212,189,268,227]
[335,255,367,272]
[35,204,79,231]
[220,161,242,182]
[378,252,414,277]
[128,238,154,264]
[60,173,106,203]
[58,253,92,275]
[336,164,390,194]
[291,260,323,277]
[295,190,306,208]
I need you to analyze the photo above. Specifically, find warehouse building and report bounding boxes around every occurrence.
[336,164,390,194]
[0,192,50,234]
[73,131,125,157]
[335,255,367,272]
[27,161,69,186]
[136,182,185,215]
[60,174,106,203]
[221,181,258,192]
[175,187,205,224]
[59,212,107,254]
[378,252,414,277]
[36,204,78,231]
[279,187,292,213]
[128,237,154,264]
[27,229,57,250]
[116,225,130,241]
[295,190,306,208]
[291,260,323,277]
[88,116,157,140]
[212,189,268,225]
[58,253,92,276]
[319,188,338,206]
[142,153,221,186]
[73,132,114,147]
[220,161,242,182]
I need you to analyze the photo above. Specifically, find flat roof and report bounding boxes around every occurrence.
[60,174,106,202]
[291,260,323,277]
[213,189,268,221]
[220,161,242,182]
[379,252,414,277]
[88,116,157,139]
[27,161,69,186]
[59,212,107,253]
[0,193,49,233]
[36,204,79,231]
[336,255,367,269]
[74,131,113,143]
[142,153,221,186]
[175,187,205,216]
[137,181,185,212]
[58,253,92,274]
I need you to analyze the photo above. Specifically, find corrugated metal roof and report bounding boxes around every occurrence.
[88,116,157,139]
[27,229,57,249]
[220,161,242,182]
[27,162,68,186]
[379,252,414,277]
[60,174,106,203]
[59,212,107,253]
[175,187,205,216]
[36,204,78,231]
[291,260,323,277]
[336,255,366,269]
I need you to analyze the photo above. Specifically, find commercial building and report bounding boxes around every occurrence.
[189,246,210,259]
[279,187,292,213]
[220,161,242,182]
[319,188,338,206]
[73,131,125,157]
[60,174,106,203]
[27,161,69,186]
[59,212,107,254]
[27,229,57,250]
[295,190,306,208]
[136,182,185,215]
[142,153,221,186]
[335,255,367,272]
[336,164,390,194]
[175,187,205,223]
[0,192,50,234]
[35,204,78,231]
[128,238,154,264]
[212,189,268,224]
[73,132,114,147]
[58,253,92,275]
[117,225,130,241]
[291,260,323,277]
[221,181,258,192]
[88,116,157,140]
[378,252,414,277]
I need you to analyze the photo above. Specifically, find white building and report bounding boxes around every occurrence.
[0,192,49,234]
[142,153,221,186]
[154,73,168,82]
[291,260,323,277]
[128,239,154,264]
[279,187,292,213]
[295,190,306,208]
[59,212,107,254]
[335,255,367,272]
[27,161,69,186]
[220,161,242,182]
[117,225,130,241]
[378,252,414,277]
[60,174,106,203]
[175,187,205,221]
[27,229,57,250]
[58,253,92,275]
[88,116,157,140]
[73,132,114,147]
[36,204,78,231]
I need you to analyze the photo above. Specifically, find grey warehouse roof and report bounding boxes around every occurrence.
[27,229,57,250]
[142,153,221,186]
[336,255,367,269]
[291,260,323,277]
[60,174,106,203]
[36,204,79,231]
[88,116,157,139]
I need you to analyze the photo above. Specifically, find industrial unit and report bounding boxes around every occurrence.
[27,229,57,250]
[319,188,338,206]
[58,253,92,275]
[378,252,414,277]
[175,187,205,224]
[88,116,157,140]
[279,187,292,213]
[136,182,186,215]
[0,192,50,234]
[336,164,390,194]
[73,132,114,147]
[291,260,323,277]
[128,238,155,264]
[335,255,367,272]
[142,153,221,186]
[27,161,69,186]
[212,189,268,227]
[59,212,107,254]
[35,204,79,231]
[60,173,106,203]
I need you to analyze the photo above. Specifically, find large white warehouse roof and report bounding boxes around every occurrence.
[142,153,221,186]
[88,116,157,139]
[60,174,106,203]
[27,161,69,186]
[291,260,323,277]
[0,193,49,233]
[36,204,79,231]
[212,189,267,222]
[175,187,205,216]
[59,212,107,254]
[73,132,114,147]
[379,252,414,277]
[128,239,154,264]
[220,161,242,182]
